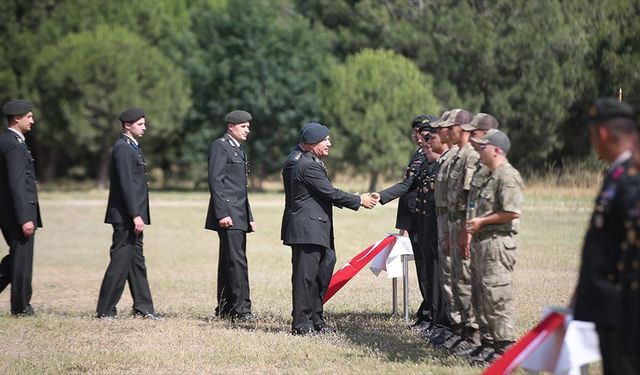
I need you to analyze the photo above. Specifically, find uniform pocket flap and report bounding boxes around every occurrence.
[309,211,328,222]
[502,236,517,250]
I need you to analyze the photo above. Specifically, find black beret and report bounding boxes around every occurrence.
[225,110,252,124]
[299,122,318,139]
[301,123,329,144]
[419,123,437,133]
[2,99,32,116]
[412,114,439,129]
[119,107,145,123]
[588,97,636,123]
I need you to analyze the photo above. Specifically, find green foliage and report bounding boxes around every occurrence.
[32,25,190,187]
[322,48,439,190]
[0,0,639,185]
[184,0,330,187]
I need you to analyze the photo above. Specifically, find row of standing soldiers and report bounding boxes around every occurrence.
[376,108,523,365]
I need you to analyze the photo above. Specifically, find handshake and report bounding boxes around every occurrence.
[359,192,381,209]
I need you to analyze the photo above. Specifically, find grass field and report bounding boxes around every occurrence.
[0,186,600,374]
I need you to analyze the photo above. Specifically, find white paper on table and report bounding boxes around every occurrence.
[369,234,414,279]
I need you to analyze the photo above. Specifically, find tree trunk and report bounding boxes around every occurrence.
[40,147,58,183]
[368,171,379,192]
[34,142,58,183]
[97,146,110,190]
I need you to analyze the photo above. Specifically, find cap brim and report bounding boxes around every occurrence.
[460,124,476,131]
[470,136,488,144]
[439,120,455,128]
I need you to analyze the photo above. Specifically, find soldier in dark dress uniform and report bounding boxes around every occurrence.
[97,107,159,319]
[0,99,41,316]
[284,123,377,335]
[205,110,256,321]
[395,115,438,327]
[617,148,640,375]
[572,98,637,374]
[376,122,451,330]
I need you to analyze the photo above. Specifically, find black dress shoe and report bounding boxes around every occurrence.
[133,311,165,320]
[314,325,337,334]
[291,328,313,336]
[96,315,118,320]
[12,305,35,317]
[232,313,258,323]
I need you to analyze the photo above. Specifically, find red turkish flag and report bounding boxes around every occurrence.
[323,235,396,304]
[483,311,566,375]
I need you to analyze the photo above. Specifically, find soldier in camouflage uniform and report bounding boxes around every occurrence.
[462,113,500,352]
[439,109,479,350]
[466,129,523,361]
[431,111,461,336]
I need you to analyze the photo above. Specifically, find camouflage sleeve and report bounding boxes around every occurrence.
[499,172,523,214]
[463,151,479,191]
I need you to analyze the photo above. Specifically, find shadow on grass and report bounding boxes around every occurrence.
[330,312,461,366]
[195,312,292,335]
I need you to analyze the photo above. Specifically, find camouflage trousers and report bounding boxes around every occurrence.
[471,231,517,342]
[436,212,460,324]
[448,215,475,328]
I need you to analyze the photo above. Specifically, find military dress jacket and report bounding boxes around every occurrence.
[574,159,630,326]
[0,128,42,229]
[617,163,640,356]
[284,151,360,250]
[104,134,150,225]
[280,144,304,241]
[378,159,438,243]
[395,148,426,231]
[205,133,253,232]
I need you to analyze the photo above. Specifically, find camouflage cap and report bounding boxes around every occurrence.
[439,108,473,128]
[587,97,636,123]
[471,128,511,154]
[431,110,451,129]
[461,113,500,131]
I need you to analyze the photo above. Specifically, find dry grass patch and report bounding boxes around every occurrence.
[0,188,599,374]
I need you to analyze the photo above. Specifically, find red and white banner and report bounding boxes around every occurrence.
[323,235,396,304]
[483,311,567,375]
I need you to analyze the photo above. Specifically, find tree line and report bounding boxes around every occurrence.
[1,0,638,190]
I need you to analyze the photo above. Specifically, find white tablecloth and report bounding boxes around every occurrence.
[520,307,601,375]
[369,235,413,278]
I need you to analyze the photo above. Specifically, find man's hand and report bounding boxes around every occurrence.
[466,218,482,235]
[219,216,233,229]
[22,221,35,238]
[360,193,378,209]
[133,216,145,234]
[249,221,257,232]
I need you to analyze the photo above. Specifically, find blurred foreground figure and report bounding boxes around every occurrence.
[0,99,41,316]
[572,98,638,374]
